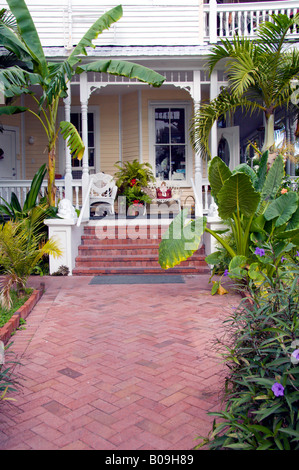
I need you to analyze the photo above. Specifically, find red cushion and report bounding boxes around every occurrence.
[156,187,172,199]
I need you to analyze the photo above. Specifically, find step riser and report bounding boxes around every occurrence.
[72,267,208,275]
[75,260,207,268]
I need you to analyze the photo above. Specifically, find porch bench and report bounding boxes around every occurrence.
[145,181,182,209]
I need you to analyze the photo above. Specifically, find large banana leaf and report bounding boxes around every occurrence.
[6,0,48,76]
[260,154,284,203]
[159,209,206,269]
[76,60,165,88]
[0,66,40,98]
[0,22,32,62]
[67,5,123,67]
[217,172,260,220]
[264,192,298,227]
[0,105,28,115]
[59,121,85,160]
[286,205,299,231]
[255,151,269,191]
[208,156,232,202]
[23,164,47,212]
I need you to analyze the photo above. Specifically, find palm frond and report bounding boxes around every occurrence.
[190,89,261,159]
[257,13,299,55]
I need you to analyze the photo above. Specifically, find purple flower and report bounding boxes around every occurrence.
[272,382,284,397]
[255,247,265,257]
[281,256,286,262]
[224,269,229,277]
[296,251,299,257]
[292,349,299,361]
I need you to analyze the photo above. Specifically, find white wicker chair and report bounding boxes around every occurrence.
[89,172,117,216]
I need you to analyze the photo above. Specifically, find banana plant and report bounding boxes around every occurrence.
[0,1,165,206]
[159,151,299,285]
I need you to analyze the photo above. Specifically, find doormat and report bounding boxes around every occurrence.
[89,275,185,285]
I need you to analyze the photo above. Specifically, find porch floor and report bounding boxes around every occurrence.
[0,274,240,450]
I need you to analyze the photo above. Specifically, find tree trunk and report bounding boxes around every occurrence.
[262,112,275,152]
[48,147,56,207]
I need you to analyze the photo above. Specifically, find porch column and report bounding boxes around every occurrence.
[80,72,90,220]
[138,90,143,163]
[210,69,218,159]
[64,81,73,201]
[193,71,203,217]
[209,0,217,43]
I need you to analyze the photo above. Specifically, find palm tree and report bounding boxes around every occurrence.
[0,1,165,206]
[191,13,299,159]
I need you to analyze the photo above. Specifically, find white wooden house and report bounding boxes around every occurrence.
[0,0,298,274]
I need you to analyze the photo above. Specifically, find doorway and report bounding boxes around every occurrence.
[217,126,240,170]
[0,128,17,179]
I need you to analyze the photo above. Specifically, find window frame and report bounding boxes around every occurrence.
[148,101,192,186]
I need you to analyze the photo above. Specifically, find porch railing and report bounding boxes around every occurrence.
[0,179,81,210]
[1,0,297,48]
[0,178,213,218]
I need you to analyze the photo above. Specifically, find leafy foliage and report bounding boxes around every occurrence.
[159,151,299,296]
[196,257,299,450]
[191,13,299,158]
[114,159,155,208]
[0,343,20,404]
[0,210,62,309]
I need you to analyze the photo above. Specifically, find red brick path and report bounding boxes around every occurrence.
[0,275,239,450]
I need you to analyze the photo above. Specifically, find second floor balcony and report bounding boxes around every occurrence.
[0,0,298,51]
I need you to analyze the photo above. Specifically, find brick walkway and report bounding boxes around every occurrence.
[0,275,240,450]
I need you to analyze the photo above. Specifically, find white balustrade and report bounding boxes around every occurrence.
[0,179,82,210]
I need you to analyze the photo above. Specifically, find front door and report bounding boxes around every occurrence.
[217,126,240,170]
[0,128,17,179]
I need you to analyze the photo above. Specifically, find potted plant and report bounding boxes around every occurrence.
[114,160,155,215]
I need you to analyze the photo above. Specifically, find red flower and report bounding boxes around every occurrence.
[133,199,140,205]
[130,178,137,186]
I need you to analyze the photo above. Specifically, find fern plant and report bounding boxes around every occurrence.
[114,159,155,208]
[0,207,62,309]
[114,159,155,191]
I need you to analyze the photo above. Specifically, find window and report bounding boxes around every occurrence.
[152,106,189,182]
[71,112,95,177]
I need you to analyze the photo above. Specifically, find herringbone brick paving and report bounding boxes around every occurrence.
[0,275,240,450]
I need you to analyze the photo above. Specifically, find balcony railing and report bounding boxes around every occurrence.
[0,0,297,49]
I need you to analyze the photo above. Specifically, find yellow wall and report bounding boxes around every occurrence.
[121,92,139,165]
[1,85,205,210]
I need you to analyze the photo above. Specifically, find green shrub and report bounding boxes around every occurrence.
[0,343,20,403]
[196,257,299,450]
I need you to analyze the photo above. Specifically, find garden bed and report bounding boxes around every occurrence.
[0,283,44,345]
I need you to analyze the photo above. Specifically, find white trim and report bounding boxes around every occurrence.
[119,94,122,163]
[148,101,193,186]
[138,90,143,163]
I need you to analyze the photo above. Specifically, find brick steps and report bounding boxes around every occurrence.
[73,222,209,276]
[72,265,208,275]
